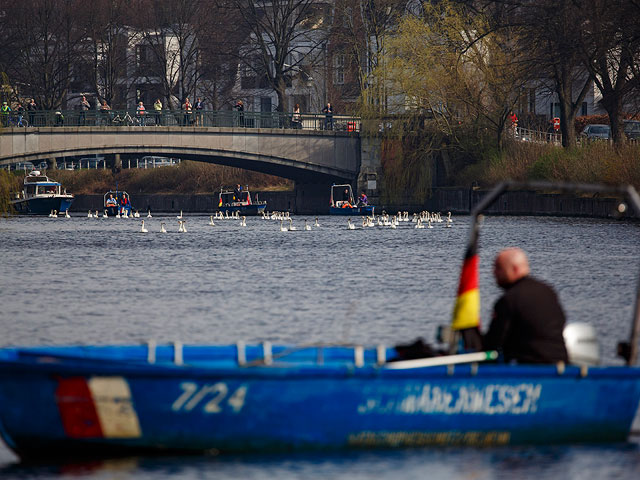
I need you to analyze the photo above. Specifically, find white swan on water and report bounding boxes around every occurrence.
[140,220,148,233]
[240,216,246,227]
[160,222,167,233]
[288,218,297,231]
[314,217,320,227]
[177,210,183,219]
[304,220,312,230]
[209,215,215,226]
[280,219,287,232]
[347,218,355,230]
[178,220,187,232]
[64,210,70,218]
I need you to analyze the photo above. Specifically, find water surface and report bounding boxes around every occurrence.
[0,213,639,478]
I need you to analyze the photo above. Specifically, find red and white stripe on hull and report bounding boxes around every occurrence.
[55,376,142,439]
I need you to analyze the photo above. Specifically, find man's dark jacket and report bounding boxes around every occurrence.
[483,276,568,364]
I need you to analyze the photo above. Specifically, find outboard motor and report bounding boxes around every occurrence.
[563,322,600,366]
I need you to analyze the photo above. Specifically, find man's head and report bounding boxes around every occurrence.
[494,248,530,288]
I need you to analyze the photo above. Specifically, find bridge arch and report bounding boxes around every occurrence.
[0,126,361,183]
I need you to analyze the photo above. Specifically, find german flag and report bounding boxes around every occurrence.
[218,197,223,207]
[451,222,482,349]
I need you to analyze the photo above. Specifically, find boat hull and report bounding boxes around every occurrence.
[0,346,639,459]
[10,196,74,215]
[218,204,266,216]
[330,206,375,216]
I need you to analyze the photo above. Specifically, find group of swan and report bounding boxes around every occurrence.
[345,211,454,230]
[214,211,241,220]
[139,220,185,233]
[49,210,70,218]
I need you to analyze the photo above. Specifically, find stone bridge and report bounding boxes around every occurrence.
[0,126,361,182]
[0,126,378,212]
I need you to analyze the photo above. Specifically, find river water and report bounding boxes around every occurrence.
[0,213,639,479]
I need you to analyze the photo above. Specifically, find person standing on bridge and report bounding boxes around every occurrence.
[234,100,244,127]
[1,102,11,127]
[182,98,192,126]
[154,98,163,126]
[27,98,37,126]
[194,97,203,126]
[79,95,90,125]
[322,102,333,130]
[137,101,146,126]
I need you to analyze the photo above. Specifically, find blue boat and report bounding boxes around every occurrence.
[330,184,374,215]
[10,170,74,215]
[103,190,133,217]
[217,186,266,216]
[0,344,639,460]
[0,181,639,460]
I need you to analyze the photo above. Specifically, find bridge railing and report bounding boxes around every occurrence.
[3,110,361,132]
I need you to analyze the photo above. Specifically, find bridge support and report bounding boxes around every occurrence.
[358,136,381,206]
[294,182,332,215]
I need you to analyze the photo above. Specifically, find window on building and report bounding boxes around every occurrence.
[334,54,345,85]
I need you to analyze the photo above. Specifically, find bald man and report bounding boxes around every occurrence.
[483,248,568,364]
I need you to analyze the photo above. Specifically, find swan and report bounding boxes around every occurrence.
[288,218,297,231]
[415,218,424,229]
[87,210,92,218]
[102,210,108,218]
[64,210,70,218]
[347,218,355,230]
[209,215,215,226]
[116,211,121,218]
[94,210,100,218]
[49,210,55,218]
[177,210,183,219]
[280,219,288,232]
[147,209,152,218]
[160,222,167,233]
[240,216,246,227]
[427,219,433,229]
[304,220,312,230]
[122,210,128,218]
[140,220,148,233]
[447,211,453,223]
[314,217,320,227]
[51,210,58,218]
[134,210,140,218]
[178,220,187,232]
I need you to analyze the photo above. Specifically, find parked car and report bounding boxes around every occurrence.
[623,120,640,140]
[580,124,610,140]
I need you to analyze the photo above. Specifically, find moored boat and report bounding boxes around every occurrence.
[217,185,266,216]
[330,184,374,216]
[10,171,74,215]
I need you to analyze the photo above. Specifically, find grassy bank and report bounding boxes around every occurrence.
[457,141,640,188]
[0,162,292,213]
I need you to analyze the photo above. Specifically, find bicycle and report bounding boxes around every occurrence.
[111,112,139,126]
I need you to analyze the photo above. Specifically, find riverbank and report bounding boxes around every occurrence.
[72,187,636,219]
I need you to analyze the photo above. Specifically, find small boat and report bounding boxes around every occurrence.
[217,185,266,216]
[10,171,74,215]
[330,184,374,216]
[104,190,133,217]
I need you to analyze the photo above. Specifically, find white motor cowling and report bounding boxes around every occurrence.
[563,322,600,366]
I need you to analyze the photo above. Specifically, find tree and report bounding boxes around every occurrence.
[0,0,86,109]
[330,0,403,113]
[231,0,329,112]
[578,0,640,145]
[381,1,528,148]
[475,0,594,148]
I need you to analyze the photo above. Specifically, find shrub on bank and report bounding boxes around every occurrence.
[49,161,292,195]
[457,141,640,188]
